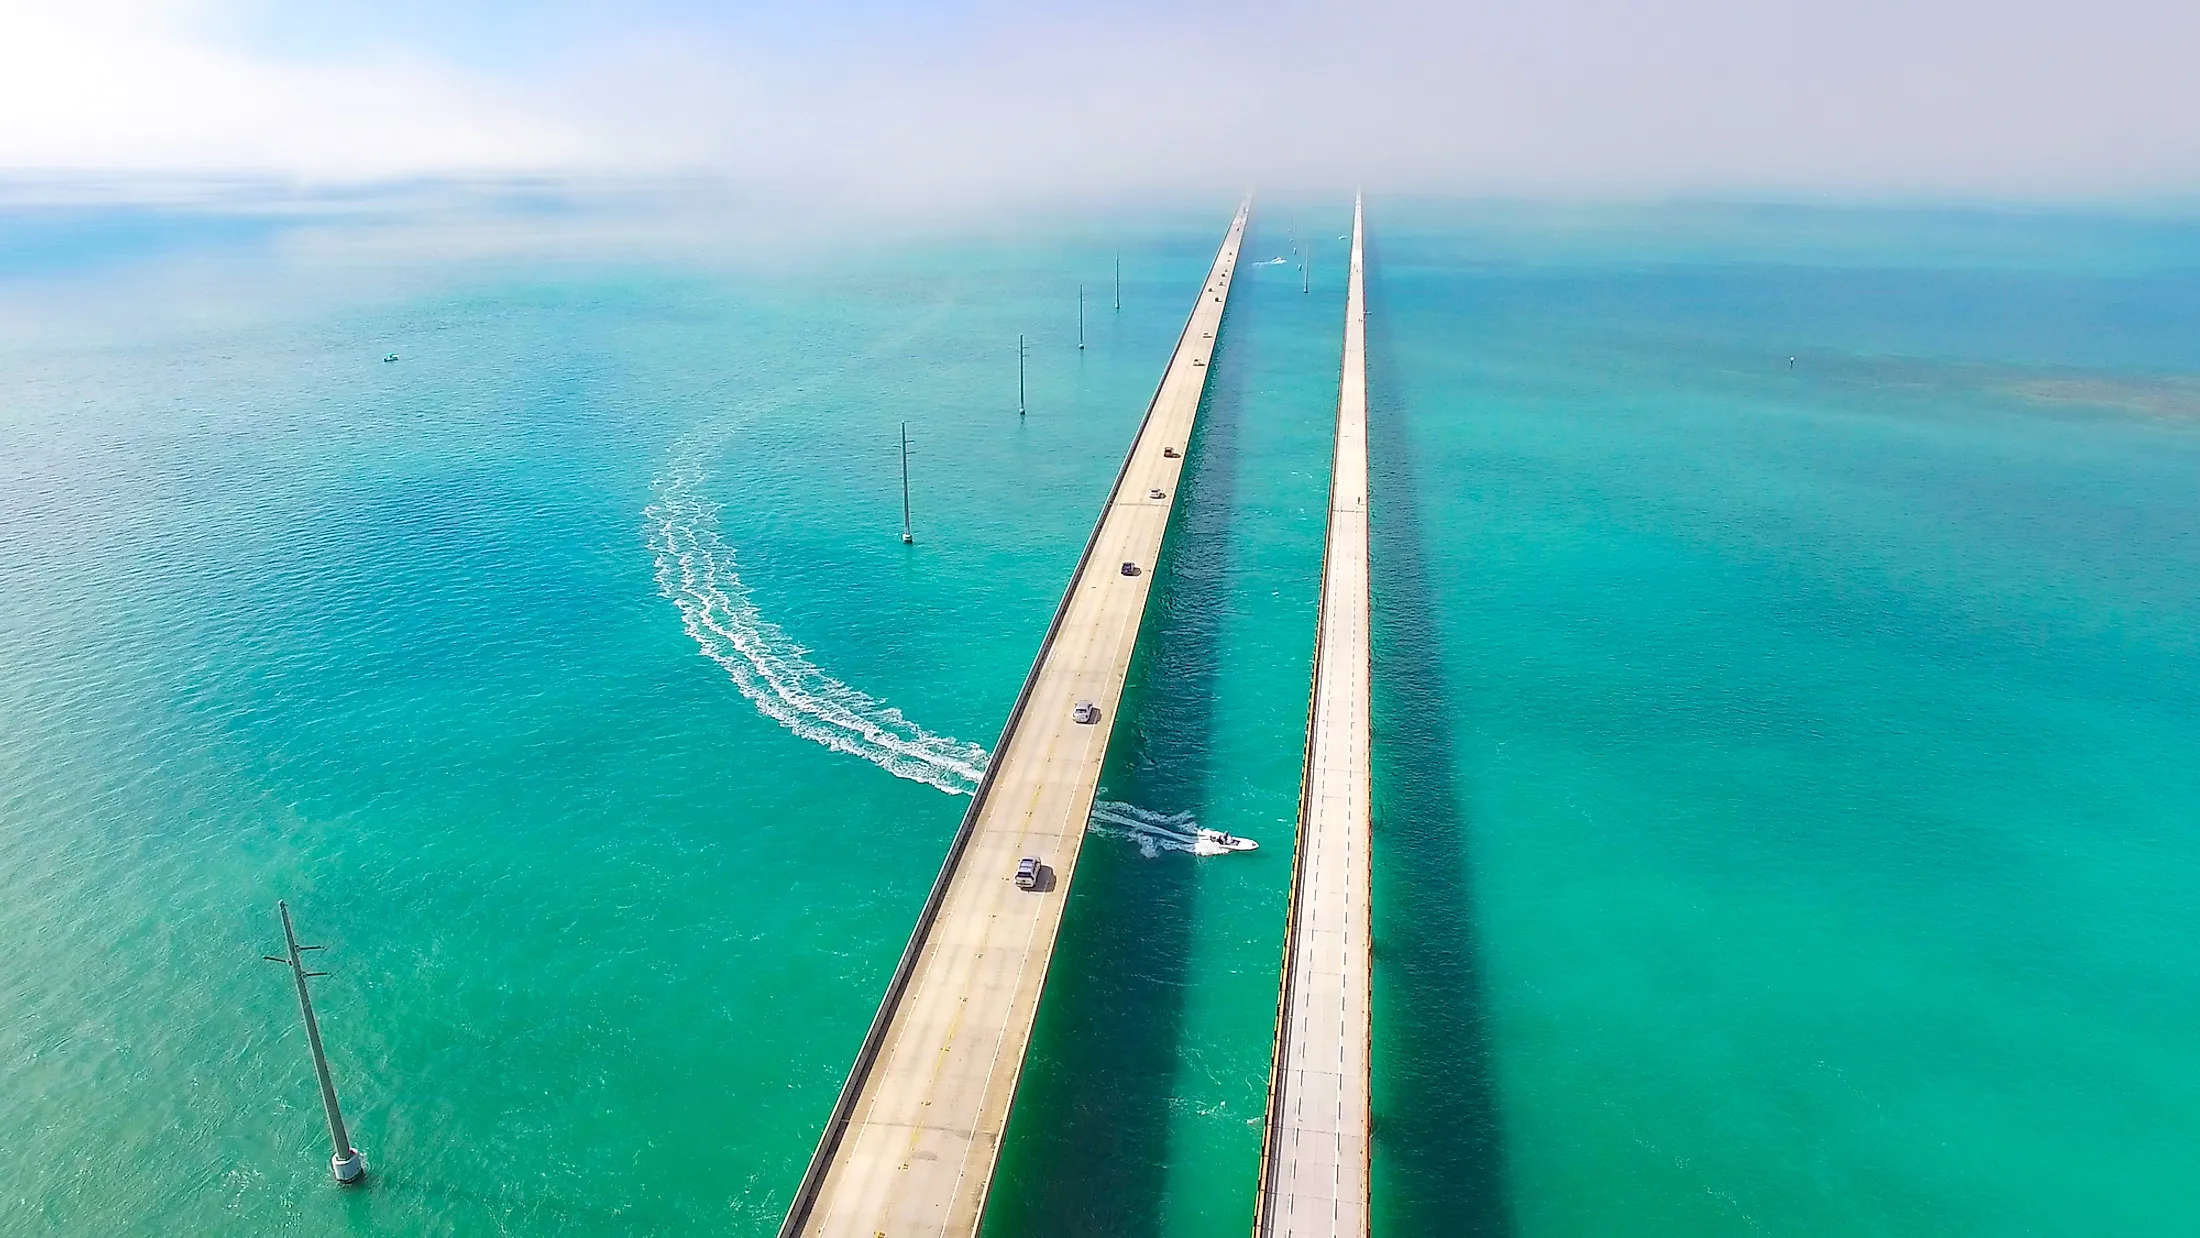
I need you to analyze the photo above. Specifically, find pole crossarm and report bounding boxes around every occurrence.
[265,901,367,1184]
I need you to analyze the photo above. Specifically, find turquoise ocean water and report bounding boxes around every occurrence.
[1,192,2196,1235]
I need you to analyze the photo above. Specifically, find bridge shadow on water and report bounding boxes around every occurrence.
[982,304,1251,1238]
[1364,234,1515,1236]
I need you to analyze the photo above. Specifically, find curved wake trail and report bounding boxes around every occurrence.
[648,434,1224,856]
[646,438,990,796]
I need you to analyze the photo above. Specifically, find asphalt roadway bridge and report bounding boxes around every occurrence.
[780,198,1253,1238]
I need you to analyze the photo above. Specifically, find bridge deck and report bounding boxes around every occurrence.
[1255,193,1371,1238]
[782,199,1252,1238]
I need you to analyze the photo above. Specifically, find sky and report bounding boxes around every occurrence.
[0,0,2197,207]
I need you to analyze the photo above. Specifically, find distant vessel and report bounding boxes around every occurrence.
[382,353,398,362]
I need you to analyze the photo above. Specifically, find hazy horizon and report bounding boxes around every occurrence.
[2,0,2197,211]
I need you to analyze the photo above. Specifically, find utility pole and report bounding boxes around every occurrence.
[1078,285,1086,350]
[1018,334,1027,416]
[264,901,365,1184]
[899,422,914,544]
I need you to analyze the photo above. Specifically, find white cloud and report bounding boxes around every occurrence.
[0,0,582,178]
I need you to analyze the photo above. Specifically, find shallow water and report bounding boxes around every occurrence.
[1366,202,2200,1235]
[2,191,2196,1235]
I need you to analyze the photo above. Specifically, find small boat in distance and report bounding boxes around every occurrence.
[382,353,398,362]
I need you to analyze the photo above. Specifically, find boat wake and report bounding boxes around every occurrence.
[648,433,1252,859]
[1090,800,1254,858]
[647,437,990,796]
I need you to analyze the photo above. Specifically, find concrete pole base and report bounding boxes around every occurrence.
[331,1148,366,1184]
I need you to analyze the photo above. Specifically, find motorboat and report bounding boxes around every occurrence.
[382,353,398,362]
[1199,829,1259,852]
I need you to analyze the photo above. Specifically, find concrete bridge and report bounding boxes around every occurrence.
[1254,192,1372,1238]
[780,199,1253,1238]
